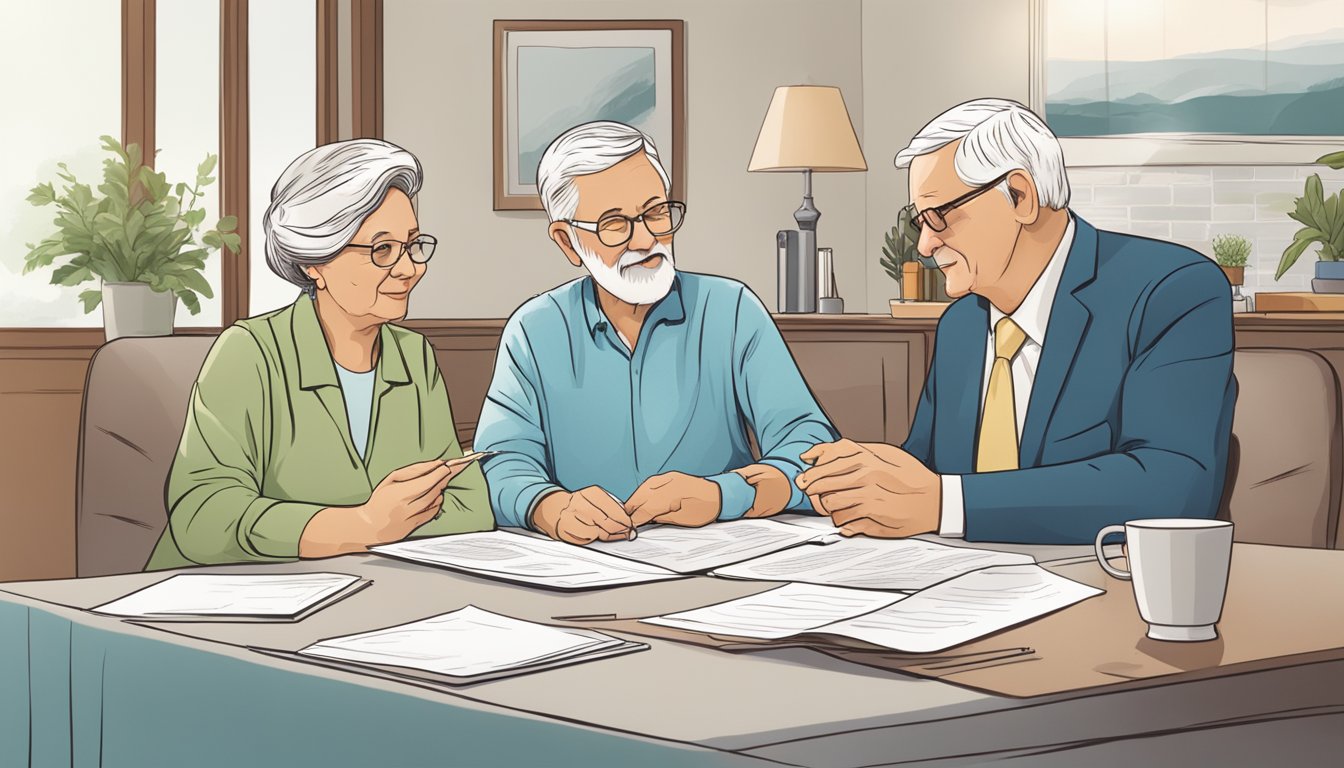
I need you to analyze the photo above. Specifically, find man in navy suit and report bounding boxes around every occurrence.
[796,99,1236,545]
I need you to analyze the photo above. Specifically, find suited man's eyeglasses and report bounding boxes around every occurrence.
[903,172,1012,235]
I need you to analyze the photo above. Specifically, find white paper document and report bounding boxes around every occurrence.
[371,531,682,589]
[645,583,906,639]
[93,573,363,620]
[711,535,1036,591]
[299,606,636,678]
[772,514,843,533]
[588,519,828,573]
[647,564,1102,653]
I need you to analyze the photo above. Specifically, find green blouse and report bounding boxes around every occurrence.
[145,296,493,571]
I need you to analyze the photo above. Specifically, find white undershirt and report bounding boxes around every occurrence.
[938,215,1075,538]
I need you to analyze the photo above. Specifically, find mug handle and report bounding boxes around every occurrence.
[1094,525,1131,580]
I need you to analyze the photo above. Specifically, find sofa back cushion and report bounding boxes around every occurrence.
[77,336,214,576]
[1223,348,1341,548]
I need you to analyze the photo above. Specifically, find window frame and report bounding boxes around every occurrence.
[2,0,350,335]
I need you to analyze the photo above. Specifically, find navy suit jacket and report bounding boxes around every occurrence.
[902,215,1237,544]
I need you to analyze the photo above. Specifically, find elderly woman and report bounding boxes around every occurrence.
[146,139,492,570]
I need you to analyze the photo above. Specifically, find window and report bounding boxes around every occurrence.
[1037,0,1344,164]
[249,0,318,317]
[0,1,121,327]
[157,0,222,327]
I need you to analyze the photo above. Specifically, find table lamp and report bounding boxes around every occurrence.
[748,85,867,313]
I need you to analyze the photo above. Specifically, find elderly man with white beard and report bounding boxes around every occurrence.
[474,121,838,545]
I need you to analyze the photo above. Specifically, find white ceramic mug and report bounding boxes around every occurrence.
[1094,519,1234,642]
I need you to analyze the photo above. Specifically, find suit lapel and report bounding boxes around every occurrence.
[940,296,990,473]
[1019,216,1099,466]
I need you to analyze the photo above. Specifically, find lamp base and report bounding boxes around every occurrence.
[787,169,819,313]
[818,297,845,314]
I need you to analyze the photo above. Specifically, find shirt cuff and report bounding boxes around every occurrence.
[938,475,966,538]
[518,483,565,531]
[709,472,754,521]
[757,458,808,510]
[249,500,327,559]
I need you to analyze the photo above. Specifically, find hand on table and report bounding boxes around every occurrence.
[625,472,721,528]
[733,464,793,518]
[531,487,635,545]
[796,439,941,538]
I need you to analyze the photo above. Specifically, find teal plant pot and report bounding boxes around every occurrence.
[1316,261,1344,280]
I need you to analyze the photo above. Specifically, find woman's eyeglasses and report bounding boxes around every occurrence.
[346,234,438,268]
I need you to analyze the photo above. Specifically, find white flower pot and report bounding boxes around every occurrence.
[102,282,176,341]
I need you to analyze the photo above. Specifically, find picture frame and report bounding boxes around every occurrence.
[492,19,686,211]
[1033,0,1344,166]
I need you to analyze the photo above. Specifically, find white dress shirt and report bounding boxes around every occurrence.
[939,216,1076,537]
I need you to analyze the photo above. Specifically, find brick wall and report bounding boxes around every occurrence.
[1067,165,1344,302]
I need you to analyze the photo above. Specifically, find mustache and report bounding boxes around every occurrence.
[617,242,673,272]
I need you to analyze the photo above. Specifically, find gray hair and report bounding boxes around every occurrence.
[262,139,423,293]
[536,121,671,223]
[893,99,1070,210]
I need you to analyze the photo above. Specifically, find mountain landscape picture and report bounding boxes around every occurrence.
[1046,2,1344,136]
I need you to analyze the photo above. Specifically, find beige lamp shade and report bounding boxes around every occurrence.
[748,85,867,173]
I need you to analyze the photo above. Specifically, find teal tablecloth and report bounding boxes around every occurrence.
[0,600,766,768]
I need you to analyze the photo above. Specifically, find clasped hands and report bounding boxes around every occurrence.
[795,439,942,538]
[532,464,792,545]
[532,438,943,545]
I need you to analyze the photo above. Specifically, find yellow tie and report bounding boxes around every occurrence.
[976,317,1028,472]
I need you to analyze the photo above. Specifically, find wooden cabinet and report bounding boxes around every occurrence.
[4,312,1342,582]
[412,316,937,451]
[0,332,95,581]
[773,316,932,446]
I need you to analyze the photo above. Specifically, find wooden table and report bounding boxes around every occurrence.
[4,538,1344,767]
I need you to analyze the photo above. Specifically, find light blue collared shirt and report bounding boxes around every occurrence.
[335,364,376,459]
[475,272,839,528]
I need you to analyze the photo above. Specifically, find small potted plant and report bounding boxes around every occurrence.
[881,207,920,307]
[1212,234,1250,287]
[881,207,947,311]
[23,136,240,340]
[1274,150,1344,293]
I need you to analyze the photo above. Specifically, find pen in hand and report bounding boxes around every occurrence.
[442,450,500,470]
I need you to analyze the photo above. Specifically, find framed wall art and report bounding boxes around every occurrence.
[493,19,685,210]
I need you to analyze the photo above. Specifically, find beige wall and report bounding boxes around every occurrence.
[860,0,1031,313]
[384,0,868,318]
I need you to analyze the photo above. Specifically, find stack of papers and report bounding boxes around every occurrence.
[92,573,367,622]
[370,518,1041,595]
[712,536,1036,591]
[645,564,1102,653]
[587,519,828,573]
[371,531,683,590]
[294,606,646,684]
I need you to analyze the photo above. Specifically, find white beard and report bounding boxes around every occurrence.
[573,229,676,306]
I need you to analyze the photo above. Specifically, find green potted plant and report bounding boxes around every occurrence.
[1274,150,1344,293]
[1212,233,1250,286]
[23,135,240,339]
[881,206,947,312]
